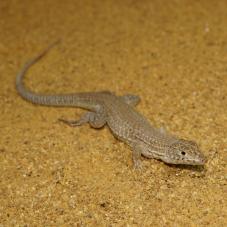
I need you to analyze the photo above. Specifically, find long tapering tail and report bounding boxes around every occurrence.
[15,41,100,110]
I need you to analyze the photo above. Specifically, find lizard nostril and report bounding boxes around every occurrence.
[181,151,186,155]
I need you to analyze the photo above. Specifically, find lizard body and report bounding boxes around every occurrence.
[16,43,206,168]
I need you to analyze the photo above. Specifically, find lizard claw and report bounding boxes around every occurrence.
[133,159,143,170]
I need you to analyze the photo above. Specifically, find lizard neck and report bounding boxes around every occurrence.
[139,132,179,160]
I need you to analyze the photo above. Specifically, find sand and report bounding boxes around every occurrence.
[0,0,226,226]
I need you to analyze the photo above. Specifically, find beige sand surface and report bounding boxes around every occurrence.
[0,0,226,226]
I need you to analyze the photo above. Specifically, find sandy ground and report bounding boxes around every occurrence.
[0,0,226,226]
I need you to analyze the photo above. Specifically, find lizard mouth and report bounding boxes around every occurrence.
[192,157,206,165]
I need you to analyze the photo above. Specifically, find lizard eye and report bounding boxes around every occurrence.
[181,151,186,155]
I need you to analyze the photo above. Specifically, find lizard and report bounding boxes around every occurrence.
[16,42,206,168]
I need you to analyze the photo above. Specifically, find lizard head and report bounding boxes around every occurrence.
[162,139,206,165]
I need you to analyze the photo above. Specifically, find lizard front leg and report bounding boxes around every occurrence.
[120,94,141,106]
[130,141,149,169]
[130,141,153,169]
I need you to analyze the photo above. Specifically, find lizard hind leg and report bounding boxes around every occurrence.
[59,111,107,129]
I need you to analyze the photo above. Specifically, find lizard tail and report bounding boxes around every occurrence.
[16,40,61,104]
[15,40,99,110]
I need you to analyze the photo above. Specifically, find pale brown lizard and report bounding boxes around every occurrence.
[16,42,206,168]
